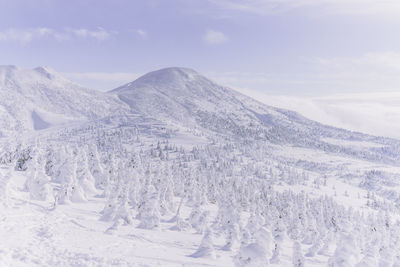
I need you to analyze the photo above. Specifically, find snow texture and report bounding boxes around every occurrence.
[0,66,400,266]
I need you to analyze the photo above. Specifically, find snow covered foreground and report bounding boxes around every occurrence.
[1,66,400,266]
[0,170,232,266]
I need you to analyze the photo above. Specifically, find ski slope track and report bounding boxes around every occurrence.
[0,66,400,266]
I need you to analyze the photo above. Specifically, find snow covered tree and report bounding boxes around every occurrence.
[55,146,86,204]
[270,218,287,264]
[235,227,273,267]
[292,241,305,267]
[328,230,360,267]
[24,147,52,201]
[355,238,379,267]
[137,184,160,229]
[75,147,98,197]
[191,226,216,259]
[87,143,106,190]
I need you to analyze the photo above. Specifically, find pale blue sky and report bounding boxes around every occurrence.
[1,0,400,95]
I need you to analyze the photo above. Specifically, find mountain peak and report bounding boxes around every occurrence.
[128,67,199,87]
[111,67,210,95]
[33,66,58,80]
[145,67,199,77]
[110,66,243,125]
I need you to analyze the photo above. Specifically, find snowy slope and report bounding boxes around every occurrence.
[0,65,129,136]
[110,67,251,129]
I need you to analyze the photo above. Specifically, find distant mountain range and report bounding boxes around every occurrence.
[1,65,399,163]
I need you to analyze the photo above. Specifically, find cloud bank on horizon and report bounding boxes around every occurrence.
[235,88,400,139]
[208,0,400,16]
[0,27,113,44]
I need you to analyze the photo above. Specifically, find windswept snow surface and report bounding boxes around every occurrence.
[1,67,400,266]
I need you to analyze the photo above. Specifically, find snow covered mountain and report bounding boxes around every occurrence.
[0,65,128,136]
[2,64,393,157]
[111,67,400,164]
[110,67,249,127]
[109,67,358,140]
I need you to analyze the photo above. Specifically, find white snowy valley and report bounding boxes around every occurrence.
[1,65,400,267]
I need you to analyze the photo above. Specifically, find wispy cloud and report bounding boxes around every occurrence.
[66,27,112,41]
[208,0,400,16]
[208,51,400,96]
[203,30,228,45]
[0,28,47,44]
[136,29,147,37]
[312,52,400,72]
[128,28,147,38]
[0,27,114,44]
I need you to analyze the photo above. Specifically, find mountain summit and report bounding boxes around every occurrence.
[111,67,243,125]
[110,67,345,138]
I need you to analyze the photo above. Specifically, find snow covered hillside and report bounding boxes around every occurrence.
[1,66,400,266]
[112,67,400,165]
[0,65,128,136]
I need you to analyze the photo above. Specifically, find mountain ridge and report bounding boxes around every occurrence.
[1,65,398,152]
[0,65,129,137]
[107,66,400,165]
[110,67,391,141]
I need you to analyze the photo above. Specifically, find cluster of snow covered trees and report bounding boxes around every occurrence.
[1,123,400,266]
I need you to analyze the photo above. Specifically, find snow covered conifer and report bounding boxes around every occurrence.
[222,221,240,251]
[75,147,98,197]
[292,241,305,267]
[191,226,216,259]
[270,219,287,264]
[87,143,106,190]
[328,230,360,267]
[302,217,317,245]
[24,147,52,201]
[69,148,88,203]
[305,236,324,257]
[55,146,86,204]
[189,203,204,233]
[158,162,175,215]
[235,227,273,267]
[169,197,191,231]
[138,184,160,229]
[379,245,396,267]
[101,161,133,224]
[317,231,334,256]
[355,238,379,267]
